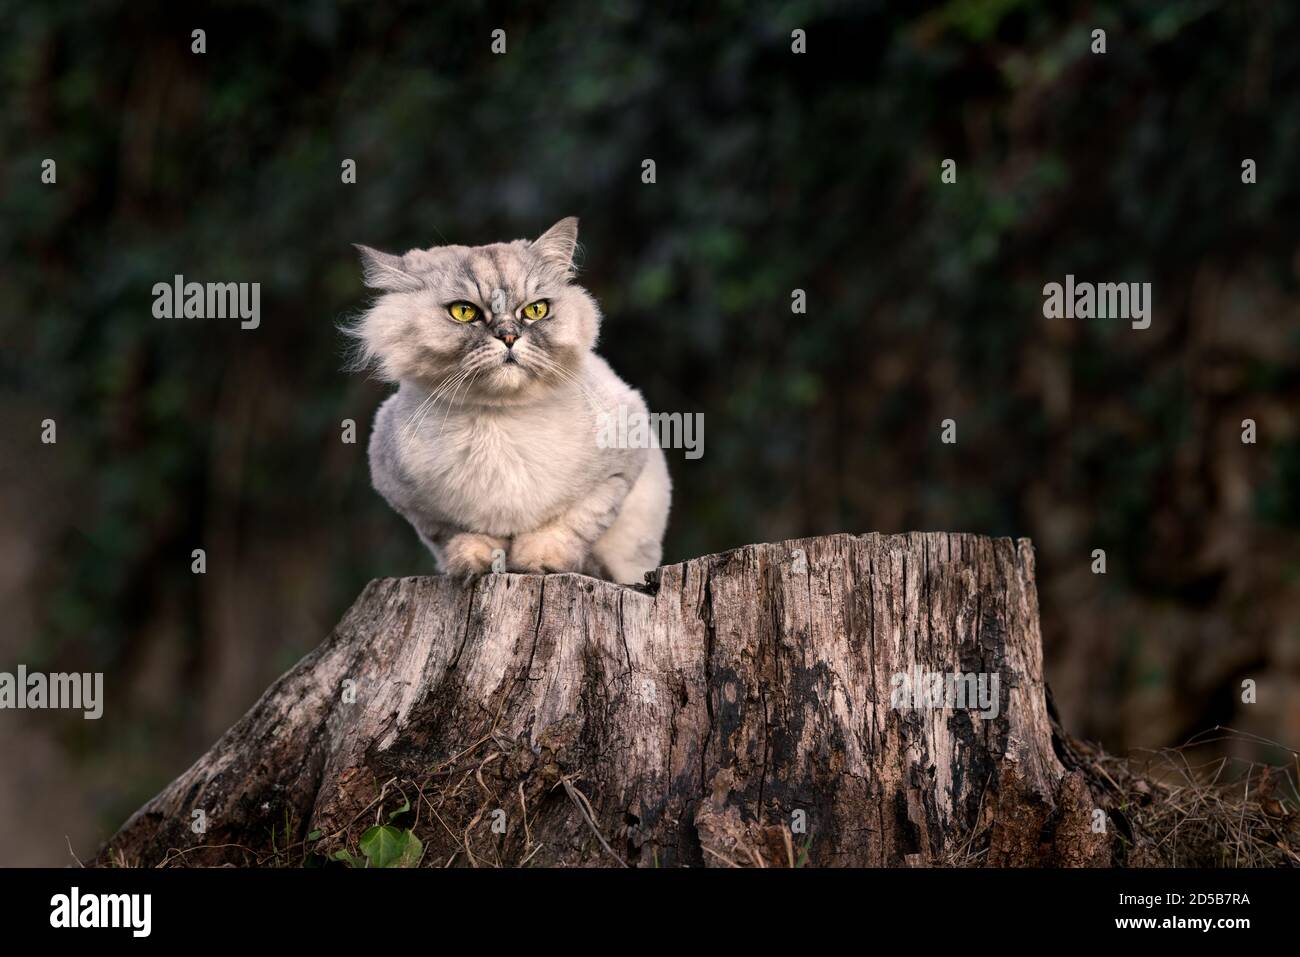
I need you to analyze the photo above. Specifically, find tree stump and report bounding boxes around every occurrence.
[98,533,1111,867]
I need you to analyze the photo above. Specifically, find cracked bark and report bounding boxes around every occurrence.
[98,533,1111,868]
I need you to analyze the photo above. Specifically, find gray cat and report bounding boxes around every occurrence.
[349,218,671,584]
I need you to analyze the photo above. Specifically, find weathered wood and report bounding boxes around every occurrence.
[98,533,1110,867]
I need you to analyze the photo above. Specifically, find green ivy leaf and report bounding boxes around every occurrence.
[359,825,422,868]
[397,831,423,868]
[331,848,364,868]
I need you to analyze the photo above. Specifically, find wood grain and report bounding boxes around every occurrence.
[99,533,1110,867]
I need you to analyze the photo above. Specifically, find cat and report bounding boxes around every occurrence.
[348,217,671,585]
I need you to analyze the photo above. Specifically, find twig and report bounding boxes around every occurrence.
[560,777,627,867]
[66,836,85,868]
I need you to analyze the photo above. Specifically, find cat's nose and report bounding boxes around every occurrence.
[494,323,520,348]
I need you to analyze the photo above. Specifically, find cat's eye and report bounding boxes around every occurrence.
[448,302,479,323]
[522,300,550,321]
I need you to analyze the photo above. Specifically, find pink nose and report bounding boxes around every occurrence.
[501,334,518,347]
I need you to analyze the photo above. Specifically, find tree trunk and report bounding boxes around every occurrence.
[98,533,1111,868]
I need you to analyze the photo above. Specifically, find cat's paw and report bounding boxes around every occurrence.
[443,533,508,579]
[509,527,587,575]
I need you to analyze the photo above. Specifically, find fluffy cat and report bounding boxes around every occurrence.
[349,217,671,584]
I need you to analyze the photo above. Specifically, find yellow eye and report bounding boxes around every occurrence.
[448,302,478,322]
[523,300,549,320]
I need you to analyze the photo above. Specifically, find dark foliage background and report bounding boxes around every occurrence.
[1,0,1297,864]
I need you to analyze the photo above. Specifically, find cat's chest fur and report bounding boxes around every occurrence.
[399,394,595,536]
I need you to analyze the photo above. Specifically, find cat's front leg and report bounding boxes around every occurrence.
[508,524,588,575]
[509,473,634,575]
[402,509,504,579]
[443,532,509,578]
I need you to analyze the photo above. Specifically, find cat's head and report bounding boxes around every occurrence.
[347,217,600,399]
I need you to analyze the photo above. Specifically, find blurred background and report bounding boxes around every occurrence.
[1,0,1298,865]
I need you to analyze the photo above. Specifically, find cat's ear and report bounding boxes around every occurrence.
[354,244,423,292]
[531,217,580,276]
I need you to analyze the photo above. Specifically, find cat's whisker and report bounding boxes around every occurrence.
[434,368,482,439]
[404,380,454,438]
[421,355,496,443]
[441,368,479,429]
[525,351,589,396]
[400,398,436,445]
[528,353,607,415]
[403,369,471,445]
[543,369,605,416]
[401,369,460,435]
[400,390,437,434]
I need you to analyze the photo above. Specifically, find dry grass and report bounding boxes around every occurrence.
[1080,727,1300,867]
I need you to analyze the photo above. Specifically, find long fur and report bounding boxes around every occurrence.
[348,218,671,584]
